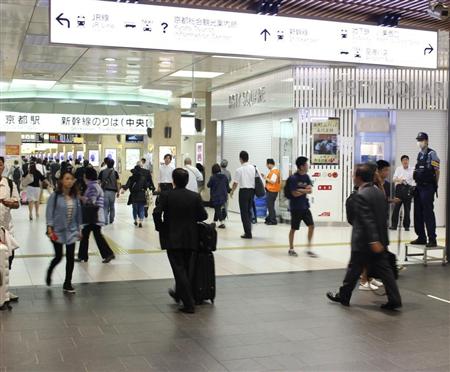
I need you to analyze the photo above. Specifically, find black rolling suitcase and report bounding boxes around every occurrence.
[192,222,217,304]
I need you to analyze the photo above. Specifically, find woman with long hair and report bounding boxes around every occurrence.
[121,165,152,228]
[76,167,115,263]
[25,162,45,220]
[45,171,82,294]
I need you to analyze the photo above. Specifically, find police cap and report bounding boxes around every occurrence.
[416,132,428,141]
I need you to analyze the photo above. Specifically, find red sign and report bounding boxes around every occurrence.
[319,211,331,217]
[318,185,332,191]
[312,172,321,177]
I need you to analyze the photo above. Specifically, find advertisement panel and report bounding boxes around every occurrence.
[311,118,339,165]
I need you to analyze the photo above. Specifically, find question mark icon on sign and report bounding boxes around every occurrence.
[161,22,168,33]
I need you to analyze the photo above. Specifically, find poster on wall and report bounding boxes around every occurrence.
[67,152,74,161]
[88,150,99,166]
[195,143,204,164]
[76,151,84,161]
[159,146,176,166]
[126,149,140,170]
[105,148,117,165]
[59,152,65,161]
[311,118,339,165]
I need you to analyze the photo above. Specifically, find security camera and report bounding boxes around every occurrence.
[427,1,449,20]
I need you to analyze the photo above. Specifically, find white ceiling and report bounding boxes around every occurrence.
[0,0,448,115]
[0,0,295,101]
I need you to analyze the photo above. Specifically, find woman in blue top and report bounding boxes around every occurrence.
[46,171,82,294]
[207,164,231,229]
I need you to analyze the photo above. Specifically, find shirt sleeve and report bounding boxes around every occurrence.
[430,151,440,170]
[234,169,241,184]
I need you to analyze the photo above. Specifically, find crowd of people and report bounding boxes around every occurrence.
[0,131,441,313]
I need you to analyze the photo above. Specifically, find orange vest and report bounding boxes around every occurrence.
[266,168,281,193]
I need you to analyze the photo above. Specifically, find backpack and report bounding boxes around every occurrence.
[283,176,294,200]
[12,167,21,183]
[197,222,217,252]
[101,169,116,190]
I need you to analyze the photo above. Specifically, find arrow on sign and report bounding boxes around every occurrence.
[260,29,270,41]
[56,13,70,28]
[424,43,434,55]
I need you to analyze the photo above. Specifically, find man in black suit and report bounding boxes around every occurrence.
[153,168,208,314]
[327,164,402,310]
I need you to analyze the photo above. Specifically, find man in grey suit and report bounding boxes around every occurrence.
[153,168,208,314]
[327,163,402,310]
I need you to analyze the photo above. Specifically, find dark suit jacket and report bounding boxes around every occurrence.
[351,183,389,253]
[153,188,208,251]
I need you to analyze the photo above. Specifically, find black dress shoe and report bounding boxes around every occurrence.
[326,292,349,307]
[404,228,410,231]
[240,234,252,239]
[426,240,437,248]
[410,238,427,245]
[46,271,52,287]
[102,255,115,264]
[168,289,180,304]
[179,307,195,314]
[389,227,397,231]
[381,302,402,310]
[75,258,88,263]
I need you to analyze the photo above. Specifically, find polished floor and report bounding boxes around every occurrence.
[7,202,447,287]
[1,266,449,372]
[2,202,450,371]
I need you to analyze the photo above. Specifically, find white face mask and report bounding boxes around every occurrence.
[417,141,426,150]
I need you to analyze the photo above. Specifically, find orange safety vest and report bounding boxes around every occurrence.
[266,168,281,193]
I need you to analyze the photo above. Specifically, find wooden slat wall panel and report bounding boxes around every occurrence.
[294,67,449,111]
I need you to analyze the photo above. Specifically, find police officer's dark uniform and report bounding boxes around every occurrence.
[411,132,440,248]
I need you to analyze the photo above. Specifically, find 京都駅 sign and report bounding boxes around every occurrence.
[0,111,153,135]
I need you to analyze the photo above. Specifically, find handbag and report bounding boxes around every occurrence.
[22,173,34,187]
[254,167,266,198]
[81,202,99,225]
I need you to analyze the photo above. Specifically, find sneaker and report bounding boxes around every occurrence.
[370,279,383,287]
[288,249,298,257]
[8,292,18,302]
[359,282,378,291]
[134,221,138,226]
[63,284,76,294]
[306,251,318,258]
[138,223,143,228]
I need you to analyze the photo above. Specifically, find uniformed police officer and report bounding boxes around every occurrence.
[410,132,440,248]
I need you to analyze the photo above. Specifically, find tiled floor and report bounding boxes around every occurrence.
[8,203,447,287]
[1,266,449,372]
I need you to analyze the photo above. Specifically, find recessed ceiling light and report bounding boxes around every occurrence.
[212,55,265,61]
[170,71,224,78]
[126,70,140,75]
[103,57,117,62]
[106,70,118,74]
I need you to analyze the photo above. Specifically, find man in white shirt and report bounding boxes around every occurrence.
[159,154,175,192]
[230,151,260,239]
[184,158,203,193]
[390,155,415,231]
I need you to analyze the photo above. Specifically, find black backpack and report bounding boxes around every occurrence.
[101,169,116,190]
[198,222,217,252]
[12,167,21,183]
[284,176,294,200]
